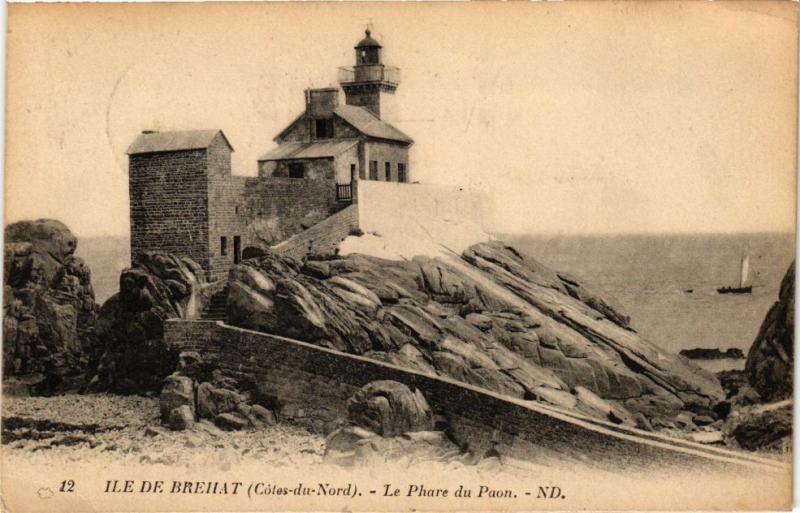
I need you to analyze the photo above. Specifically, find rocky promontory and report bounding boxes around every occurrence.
[89,252,214,395]
[745,261,794,402]
[723,261,794,452]
[3,220,99,394]
[224,241,724,430]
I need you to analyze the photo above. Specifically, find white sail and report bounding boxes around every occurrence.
[740,254,750,288]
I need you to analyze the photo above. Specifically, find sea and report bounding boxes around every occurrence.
[77,232,795,367]
[509,232,795,370]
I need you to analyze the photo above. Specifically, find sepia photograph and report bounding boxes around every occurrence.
[1,2,796,511]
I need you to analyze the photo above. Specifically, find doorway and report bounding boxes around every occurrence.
[234,236,241,264]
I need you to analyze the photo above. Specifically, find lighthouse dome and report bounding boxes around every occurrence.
[356,29,382,48]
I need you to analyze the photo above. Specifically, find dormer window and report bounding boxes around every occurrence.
[315,118,333,139]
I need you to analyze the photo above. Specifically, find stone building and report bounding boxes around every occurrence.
[127,29,415,281]
[127,129,237,275]
[258,29,413,192]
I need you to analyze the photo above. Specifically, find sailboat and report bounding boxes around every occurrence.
[717,254,752,294]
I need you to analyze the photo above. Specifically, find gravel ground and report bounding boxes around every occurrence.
[2,394,326,469]
[0,394,553,478]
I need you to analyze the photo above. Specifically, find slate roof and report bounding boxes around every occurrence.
[258,139,360,162]
[333,105,413,144]
[127,129,233,155]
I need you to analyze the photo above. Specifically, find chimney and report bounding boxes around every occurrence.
[305,88,339,118]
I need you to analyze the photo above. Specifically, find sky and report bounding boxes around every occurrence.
[5,2,797,237]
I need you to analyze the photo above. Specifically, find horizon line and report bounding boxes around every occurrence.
[60,229,798,240]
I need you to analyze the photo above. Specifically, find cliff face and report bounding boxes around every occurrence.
[745,261,794,402]
[719,261,794,452]
[89,252,211,394]
[227,241,724,428]
[3,220,98,394]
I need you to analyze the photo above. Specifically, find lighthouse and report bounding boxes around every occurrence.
[338,29,401,119]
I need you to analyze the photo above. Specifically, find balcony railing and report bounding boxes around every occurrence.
[338,66,401,86]
[336,183,353,202]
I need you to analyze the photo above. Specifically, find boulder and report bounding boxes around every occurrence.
[324,425,461,468]
[214,412,250,431]
[325,425,379,454]
[159,374,194,422]
[745,261,794,402]
[196,382,246,419]
[177,351,203,379]
[168,405,195,431]
[88,252,209,394]
[692,414,715,427]
[573,386,634,425]
[724,400,792,451]
[348,380,434,437]
[3,220,99,394]
[5,219,78,285]
[250,404,277,427]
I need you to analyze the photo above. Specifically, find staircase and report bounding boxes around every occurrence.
[201,286,228,321]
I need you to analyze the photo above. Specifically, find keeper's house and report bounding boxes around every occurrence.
[127,29,415,280]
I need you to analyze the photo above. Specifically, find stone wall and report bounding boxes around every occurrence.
[362,140,408,182]
[273,204,359,261]
[241,176,342,247]
[334,144,360,184]
[355,181,490,256]
[268,158,333,180]
[276,112,361,145]
[276,116,310,143]
[343,83,382,117]
[129,149,210,270]
[163,319,775,473]
[207,139,246,281]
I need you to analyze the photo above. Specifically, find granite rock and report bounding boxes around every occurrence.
[226,241,724,428]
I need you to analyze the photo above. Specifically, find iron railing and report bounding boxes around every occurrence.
[336,183,353,202]
[338,65,401,86]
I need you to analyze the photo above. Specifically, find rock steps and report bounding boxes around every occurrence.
[201,286,229,321]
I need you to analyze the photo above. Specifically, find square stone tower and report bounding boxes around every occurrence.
[127,129,241,280]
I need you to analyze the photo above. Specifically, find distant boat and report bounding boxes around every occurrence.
[717,254,752,294]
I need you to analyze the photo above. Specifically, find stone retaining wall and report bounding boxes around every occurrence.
[163,319,780,474]
[272,204,359,261]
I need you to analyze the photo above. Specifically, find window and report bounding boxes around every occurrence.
[220,236,228,256]
[315,118,333,139]
[369,160,378,180]
[398,163,406,183]
[385,162,391,181]
[288,163,305,178]
[350,164,357,181]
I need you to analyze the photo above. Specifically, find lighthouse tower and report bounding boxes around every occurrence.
[338,29,400,119]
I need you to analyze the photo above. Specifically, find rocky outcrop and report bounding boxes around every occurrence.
[347,381,434,437]
[3,220,98,394]
[721,261,795,452]
[158,350,278,431]
[724,400,792,452]
[680,348,745,360]
[325,381,462,467]
[745,261,794,402]
[225,241,724,429]
[88,252,211,394]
